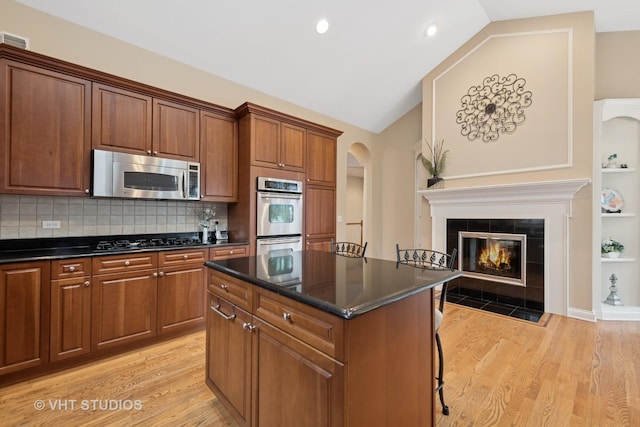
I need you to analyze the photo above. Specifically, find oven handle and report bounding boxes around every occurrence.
[257,237,302,246]
[258,192,302,200]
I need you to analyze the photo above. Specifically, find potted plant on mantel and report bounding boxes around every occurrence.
[417,139,449,188]
[601,237,624,258]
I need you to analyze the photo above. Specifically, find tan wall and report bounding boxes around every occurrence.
[596,31,640,98]
[422,12,595,312]
[377,104,422,260]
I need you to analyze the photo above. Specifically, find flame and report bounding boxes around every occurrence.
[478,241,512,270]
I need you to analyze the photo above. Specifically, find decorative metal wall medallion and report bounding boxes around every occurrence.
[456,74,533,142]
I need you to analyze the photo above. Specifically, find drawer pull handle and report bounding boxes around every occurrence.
[183,255,188,260]
[153,272,158,278]
[283,312,292,321]
[220,284,228,291]
[211,304,236,321]
[124,260,130,266]
[84,281,90,287]
[69,266,76,272]
[242,323,256,331]
[158,271,164,277]
[229,250,234,255]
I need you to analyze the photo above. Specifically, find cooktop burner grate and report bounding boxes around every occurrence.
[95,236,202,251]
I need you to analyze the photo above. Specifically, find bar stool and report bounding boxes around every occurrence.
[395,244,458,415]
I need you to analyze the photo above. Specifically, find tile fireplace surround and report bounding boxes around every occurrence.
[419,178,590,317]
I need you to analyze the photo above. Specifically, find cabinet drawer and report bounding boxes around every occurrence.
[210,245,248,260]
[158,248,207,266]
[254,288,344,359]
[208,270,252,311]
[92,252,158,275]
[51,258,92,279]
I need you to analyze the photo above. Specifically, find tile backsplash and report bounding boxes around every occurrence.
[0,195,227,239]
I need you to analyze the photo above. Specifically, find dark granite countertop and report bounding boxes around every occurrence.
[0,234,248,264]
[205,250,462,319]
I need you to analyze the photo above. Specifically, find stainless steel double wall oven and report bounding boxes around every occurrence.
[255,177,303,256]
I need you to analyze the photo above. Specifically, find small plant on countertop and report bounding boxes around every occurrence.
[199,207,216,229]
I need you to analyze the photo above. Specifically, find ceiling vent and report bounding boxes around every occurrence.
[0,32,29,50]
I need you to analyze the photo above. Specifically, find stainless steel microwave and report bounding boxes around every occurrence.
[92,149,200,200]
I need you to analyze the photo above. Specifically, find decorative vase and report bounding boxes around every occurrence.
[202,227,209,244]
[427,176,444,189]
[604,251,620,258]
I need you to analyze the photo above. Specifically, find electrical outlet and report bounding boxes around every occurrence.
[42,220,61,229]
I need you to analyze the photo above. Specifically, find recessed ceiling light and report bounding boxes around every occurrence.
[316,19,329,34]
[425,23,438,37]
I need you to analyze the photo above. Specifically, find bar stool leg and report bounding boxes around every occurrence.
[435,332,449,415]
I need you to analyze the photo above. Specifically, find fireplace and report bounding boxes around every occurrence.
[419,179,591,318]
[447,219,544,311]
[459,232,526,287]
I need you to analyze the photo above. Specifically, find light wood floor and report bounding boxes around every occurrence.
[0,305,638,426]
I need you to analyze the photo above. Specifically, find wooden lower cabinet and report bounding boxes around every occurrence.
[0,261,50,376]
[206,293,253,425]
[206,269,344,427]
[206,268,434,426]
[252,318,344,427]
[50,276,92,362]
[157,263,206,334]
[91,269,158,351]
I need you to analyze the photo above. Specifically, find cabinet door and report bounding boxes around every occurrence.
[50,277,91,362]
[92,83,152,155]
[280,122,306,172]
[306,131,336,186]
[91,270,157,351]
[206,293,252,426]
[0,60,91,196]
[252,319,344,427]
[0,262,50,376]
[153,98,199,161]
[157,264,205,334]
[201,111,238,201]
[305,186,336,240]
[252,115,281,168]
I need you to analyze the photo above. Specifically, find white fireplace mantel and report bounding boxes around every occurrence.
[418,178,590,317]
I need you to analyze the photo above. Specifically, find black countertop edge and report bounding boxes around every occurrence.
[0,240,249,264]
[204,260,460,320]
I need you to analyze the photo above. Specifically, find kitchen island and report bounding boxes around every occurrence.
[204,250,461,427]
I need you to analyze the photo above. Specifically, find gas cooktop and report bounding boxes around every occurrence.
[95,236,202,252]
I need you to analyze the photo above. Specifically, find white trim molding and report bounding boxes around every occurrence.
[419,178,590,317]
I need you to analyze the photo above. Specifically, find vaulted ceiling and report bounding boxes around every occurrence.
[16,0,640,133]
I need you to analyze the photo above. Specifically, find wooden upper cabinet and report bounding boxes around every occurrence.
[153,98,199,162]
[92,84,200,162]
[92,83,152,155]
[251,114,306,172]
[280,122,306,171]
[306,131,337,187]
[200,111,238,201]
[0,60,91,196]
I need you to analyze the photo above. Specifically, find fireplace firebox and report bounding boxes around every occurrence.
[459,231,526,287]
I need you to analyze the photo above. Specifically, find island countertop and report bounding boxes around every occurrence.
[204,250,462,319]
